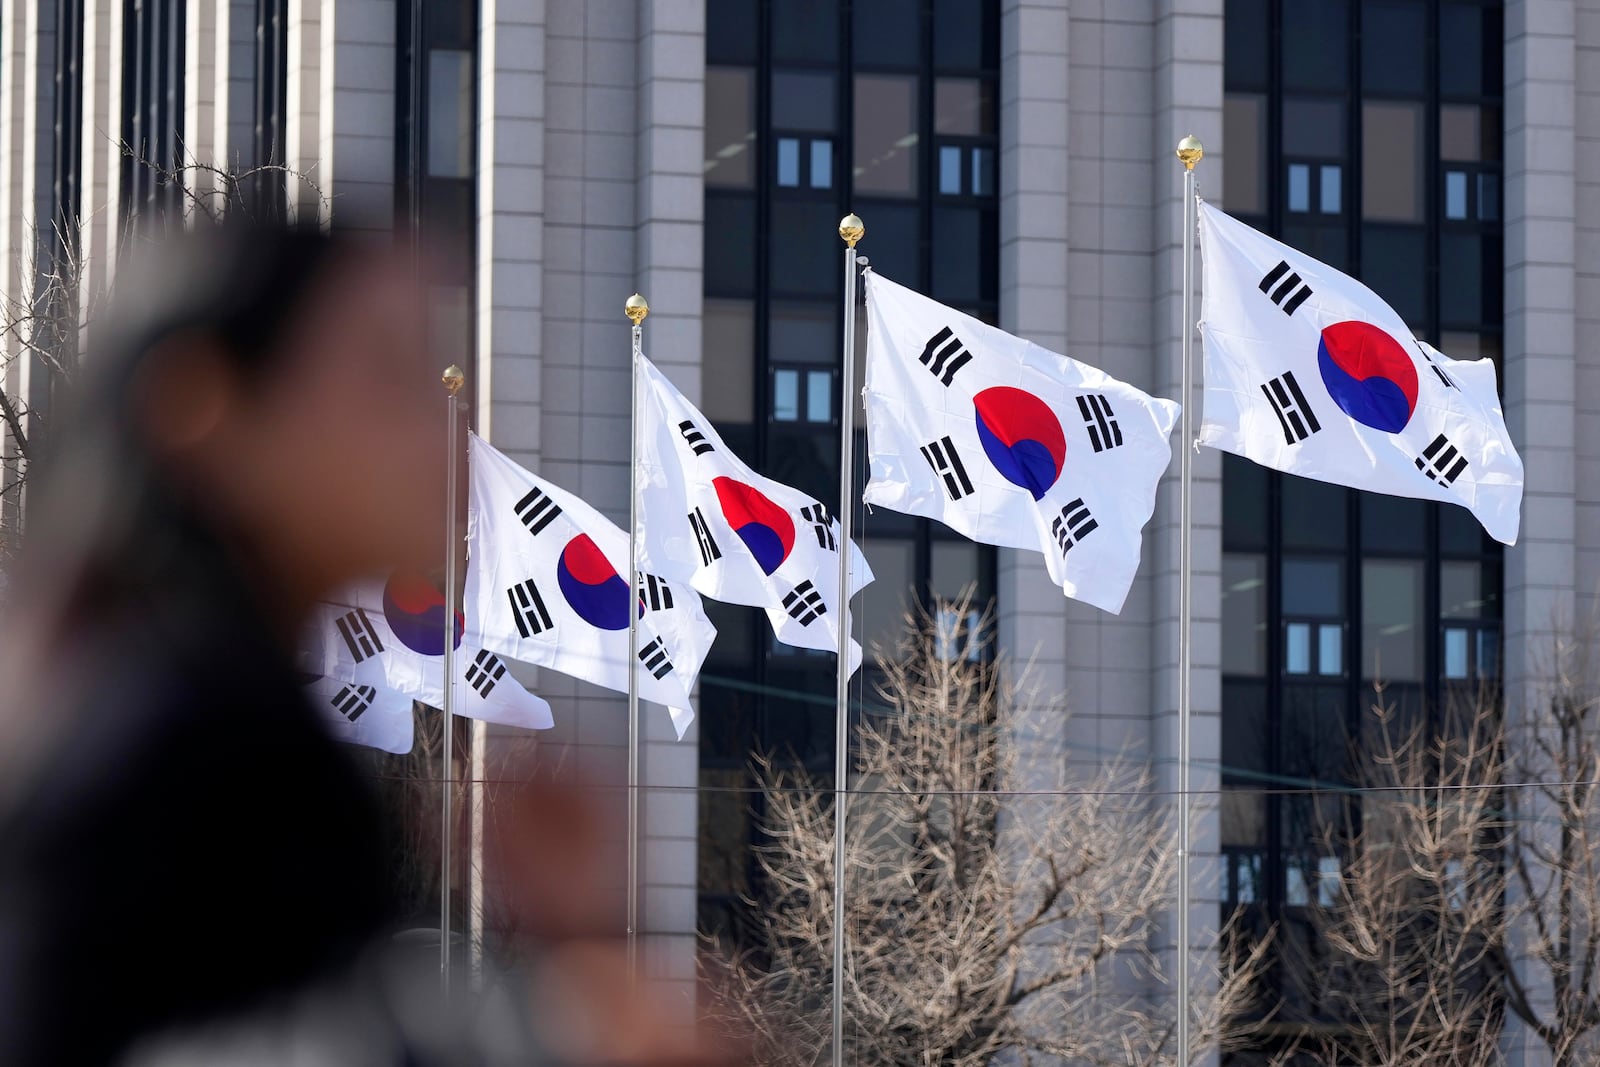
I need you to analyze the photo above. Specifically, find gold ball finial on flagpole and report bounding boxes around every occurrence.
[839,213,865,248]
[625,293,649,325]
[442,364,466,396]
[1176,135,1204,171]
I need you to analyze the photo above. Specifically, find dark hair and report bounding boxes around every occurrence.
[5,222,355,661]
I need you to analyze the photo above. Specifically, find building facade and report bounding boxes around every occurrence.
[0,0,1593,1058]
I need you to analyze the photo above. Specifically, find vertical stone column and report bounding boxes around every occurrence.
[319,0,394,233]
[285,0,321,219]
[184,0,218,210]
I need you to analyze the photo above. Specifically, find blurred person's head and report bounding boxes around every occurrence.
[7,223,445,660]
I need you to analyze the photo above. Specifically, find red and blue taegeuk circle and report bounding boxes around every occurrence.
[714,476,796,576]
[556,534,632,631]
[383,572,464,655]
[1316,320,1419,434]
[972,386,1067,501]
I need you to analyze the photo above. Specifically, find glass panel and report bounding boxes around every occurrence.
[1440,231,1483,327]
[1440,501,1492,555]
[935,77,994,136]
[1445,170,1469,219]
[1283,558,1342,616]
[1287,622,1311,674]
[1224,94,1267,215]
[806,369,832,423]
[1284,98,1346,158]
[931,206,994,305]
[1283,0,1348,91]
[769,200,838,296]
[772,369,800,421]
[1318,624,1343,676]
[771,0,839,65]
[1222,554,1268,676]
[707,0,759,64]
[1479,173,1500,220]
[1361,493,1426,554]
[1222,792,1266,848]
[1444,626,1470,679]
[938,146,962,194]
[1223,452,1269,551]
[1222,679,1271,777]
[1283,476,1346,551]
[1287,164,1310,213]
[1363,101,1425,222]
[933,0,991,70]
[929,540,983,602]
[772,70,836,132]
[426,50,473,178]
[1225,0,1270,91]
[777,137,800,186]
[809,139,833,188]
[1320,164,1342,214]
[1363,559,1424,682]
[860,538,916,660]
[854,0,920,68]
[704,67,755,188]
[1440,1,1495,98]
[858,201,918,293]
[1362,0,1426,95]
[971,148,995,197]
[769,302,834,365]
[853,74,918,195]
[1441,560,1487,619]
[1478,629,1500,679]
[1361,225,1427,325]
[704,195,757,297]
[1441,104,1497,162]
[701,299,755,424]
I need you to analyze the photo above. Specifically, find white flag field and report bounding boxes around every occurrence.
[862,271,1180,615]
[1198,200,1522,544]
[464,434,716,739]
[635,354,873,672]
[305,577,554,732]
[304,674,415,755]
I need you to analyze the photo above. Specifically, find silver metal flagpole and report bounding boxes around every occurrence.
[831,213,864,1067]
[624,293,649,979]
[441,362,466,994]
[1175,134,1203,1067]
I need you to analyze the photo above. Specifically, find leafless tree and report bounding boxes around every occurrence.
[703,596,1273,1067]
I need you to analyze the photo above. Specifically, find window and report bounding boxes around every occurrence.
[427,50,473,178]
[1362,101,1425,221]
[1362,560,1424,682]
[705,67,756,188]
[853,75,917,195]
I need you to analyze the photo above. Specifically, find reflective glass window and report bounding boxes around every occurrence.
[1363,101,1425,221]
[860,538,916,660]
[1361,0,1426,95]
[1363,559,1425,682]
[702,299,755,424]
[1283,98,1346,158]
[772,70,836,132]
[853,74,919,196]
[1224,94,1267,215]
[1283,558,1342,617]
[1361,225,1427,325]
[426,50,473,177]
[1225,0,1270,91]
[1283,0,1349,91]
[1223,554,1268,676]
[771,0,839,64]
[704,196,757,297]
[934,78,994,136]
[705,67,756,188]
[854,0,920,67]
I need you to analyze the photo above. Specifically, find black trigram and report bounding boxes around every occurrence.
[1417,342,1457,389]
[638,637,674,680]
[1051,498,1099,555]
[507,580,554,637]
[514,487,562,536]
[688,507,721,566]
[1261,371,1322,444]
[800,503,836,550]
[1077,393,1123,452]
[679,420,714,456]
[782,580,827,625]
[1259,260,1314,316]
[1415,433,1468,486]
[466,649,507,698]
[638,574,675,612]
[919,327,972,387]
[336,608,384,663]
[331,683,376,722]
[920,436,975,500]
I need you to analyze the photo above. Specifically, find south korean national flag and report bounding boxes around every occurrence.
[304,675,416,754]
[634,354,873,672]
[304,580,555,732]
[863,271,1180,614]
[1198,200,1522,544]
[464,434,716,739]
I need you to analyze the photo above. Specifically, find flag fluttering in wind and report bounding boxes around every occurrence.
[634,355,873,672]
[1197,200,1522,544]
[862,271,1180,614]
[464,434,716,739]
[304,674,416,754]
[306,577,555,731]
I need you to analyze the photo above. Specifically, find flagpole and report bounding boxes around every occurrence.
[1175,134,1203,1067]
[624,293,648,980]
[441,362,466,995]
[831,213,864,1067]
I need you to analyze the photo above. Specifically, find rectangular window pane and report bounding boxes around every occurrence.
[1283,0,1348,91]
[1445,170,1469,219]
[935,77,994,136]
[1224,452,1270,550]
[1224,94,1267,215]
[769,302,834,365]
[971,148,994,197]
[1225,0,1270,90]
[931,205,994,305]
[426,50,473,178]
[810,139,833,188]
[1440,104,1498,162]
[1362,0,1426,94]
[930,540,985,604]
[933,0,991,70]
[853,74,918,196]
[707,0,759,64]
[772,369,800,421]
[1287,623,1311,674]
[1479,174,1500,220]
[1363,101,1424,222]
[704,195,757,297]
[1288,164,1310,213]
[1444,627,1470,679]
[704,66,755,188]
[1223,554,1268,676]
[1284,558,1342,616]
[772,70,836,132]
[777,138,800,186]
[1363,559,1424,682]
[1284,98,1346,158]
[1361,225,1427,325]
[938,145,962,194]
[1439,231,1484,327]
[861,538,916,660]
[701,299,755,424]
[772,0,839,65]
[806,369,832,423]
[1361,493,1426,554]
[1318,624,1343,676]
[1283,476,1347,551]
[1320,164,1342,214]
[1478,630,1500,679]
[1441,560,1488,619]
[769,200,838,296]
[854,0,920,67]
